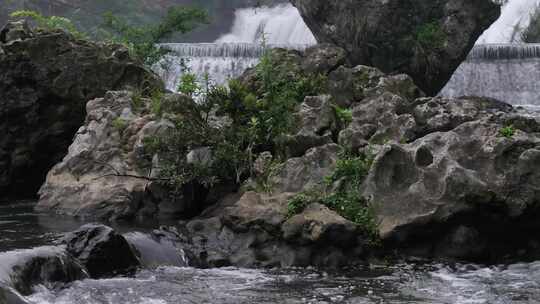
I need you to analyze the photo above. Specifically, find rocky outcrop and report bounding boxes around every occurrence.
[36,91,184,220]
[62,224,140,278]
[32,43,540,265]
[290,0,500,95]
[178,192,365,268]
[347,91,540,260]
[0,21,161,198]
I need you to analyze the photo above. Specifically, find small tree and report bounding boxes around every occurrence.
[10,10,86,39]
[101,6,209,66]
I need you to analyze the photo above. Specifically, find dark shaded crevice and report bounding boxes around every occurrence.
[387,203,540,264]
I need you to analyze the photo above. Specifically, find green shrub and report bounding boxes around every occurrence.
[146,45,327,200]
[178,73,200,97]
[499,125,516,138]
[287,151,379,243]
[101,6,208,66]
[334,105,353,126]
[415,21,446,50]
[112,117,128,133]
[287,193,315,218]
[10,10,87,39]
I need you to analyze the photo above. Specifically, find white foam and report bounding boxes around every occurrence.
[478,0,540,43]
[0,246,66,285]
[216,4,316,45]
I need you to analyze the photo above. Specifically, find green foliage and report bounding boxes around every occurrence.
[333,105,353,126]
[287,151,379,243]
[253,158,283,193]
[112,117,128,134]
[500,125,516,138]
[415,21,446,50]
[101,6,208,66]
[149,90,165,117]
[324,154,373,187]
[287,193,314,218]
[214,49,327,155]
[10,10,86,39]
[146,44,327,200]
[178,73,200,97]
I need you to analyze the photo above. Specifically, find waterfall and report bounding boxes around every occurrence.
[124,232,189,268]
[441,44,540,111]
[478,0,540,43]
[156,43,311,91]
[154,3,316,91]
[216,4,316,44]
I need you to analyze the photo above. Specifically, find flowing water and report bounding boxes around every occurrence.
[154,3,315,91]
[440,44,540,111]
[2,202,540,304]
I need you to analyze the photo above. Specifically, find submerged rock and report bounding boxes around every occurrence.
[291,0,500,95]
[0,21,161,199]
[0,246,87,296]
[62,224,140,278]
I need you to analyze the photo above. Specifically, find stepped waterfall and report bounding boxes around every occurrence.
[156,0,540,111]
[441,44,540,110]
[155,3,315,91]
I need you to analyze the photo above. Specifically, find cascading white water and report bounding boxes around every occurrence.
[216,4,316,45]
[124,232,189,268]
[154,3,316,91]
[155,42,312,91]
[477,0,540,44]
[441,44,540,111]
[441,0,540,111]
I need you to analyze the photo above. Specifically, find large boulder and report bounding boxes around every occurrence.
[62,224,140,278]
[179,192,365,268]
[0,21,162,199]
[35,91,190,220]
[290,0,500,95]
[357,94,540,261]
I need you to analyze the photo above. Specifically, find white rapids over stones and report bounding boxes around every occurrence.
[0,246,67,286]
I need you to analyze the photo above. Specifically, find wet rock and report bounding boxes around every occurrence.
[0,246,87,296]
[62,224,140,278]
[435,226,486,260]
[0,21,162,198]
[173,189,363,268]
[0,284,29,304]
[291,0,500,95]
